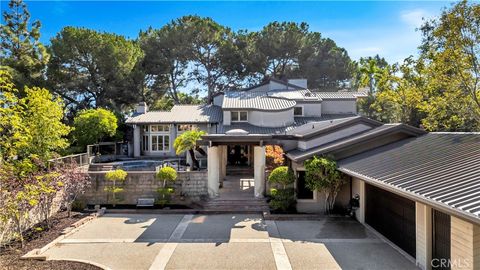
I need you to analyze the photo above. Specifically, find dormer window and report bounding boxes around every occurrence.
[231,111,248,122]
[294,106,304,116]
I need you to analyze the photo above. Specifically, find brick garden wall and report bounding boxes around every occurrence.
[83,170,208,205]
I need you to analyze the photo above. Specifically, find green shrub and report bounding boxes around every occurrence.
[104,169,127,207]
[268,166,295,188]
[269,188,296,212]
[156,166,177,182]
[268,167,296,213]
[156,166,177,206]
[71,199,86,211]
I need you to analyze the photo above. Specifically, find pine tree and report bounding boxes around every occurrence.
[0,0,49,90]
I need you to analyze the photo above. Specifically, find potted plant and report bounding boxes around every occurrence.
[156,166,178,207]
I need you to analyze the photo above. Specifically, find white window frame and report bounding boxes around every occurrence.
[150,124,170,133]
[177,124,197,133]
[142,135,149,152]
[294,106,304,117]
[150,134,170,152]
[231,111,248,122]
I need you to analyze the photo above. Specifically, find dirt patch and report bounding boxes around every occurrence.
[0,211,101,270]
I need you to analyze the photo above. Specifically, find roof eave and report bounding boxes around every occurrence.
[338,167,480,226]
[287,124,427,162]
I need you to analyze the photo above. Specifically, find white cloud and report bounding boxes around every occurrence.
[400,9,430,28]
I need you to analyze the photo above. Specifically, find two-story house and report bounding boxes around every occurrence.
[126,78,480,270]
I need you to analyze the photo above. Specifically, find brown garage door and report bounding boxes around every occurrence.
[366,184,416,258]
[432,210,451,270]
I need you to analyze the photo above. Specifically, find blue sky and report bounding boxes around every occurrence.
[1,1,453,63]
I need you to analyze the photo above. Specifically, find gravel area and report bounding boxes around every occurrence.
[0,211,101,270]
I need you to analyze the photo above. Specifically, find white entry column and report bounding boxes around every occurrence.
[219,145,227,187]
[207,146,220,198]
[416,202,432,270]
[133,125,141,157]
[254,145,266,198]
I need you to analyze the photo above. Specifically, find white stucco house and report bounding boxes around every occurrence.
[126,78,480,270]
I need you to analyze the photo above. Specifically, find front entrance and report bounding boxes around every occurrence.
[365,184,416,258]
[227,145,251,166]
[207,144,266,198]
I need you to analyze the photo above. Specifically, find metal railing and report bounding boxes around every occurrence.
[155,157,208,172]
[49,153,90,167]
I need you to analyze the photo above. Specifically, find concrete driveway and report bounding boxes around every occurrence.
[41,213,417,270]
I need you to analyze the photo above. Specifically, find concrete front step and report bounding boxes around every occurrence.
[202,197,269,212]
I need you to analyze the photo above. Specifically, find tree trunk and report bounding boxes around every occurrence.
[112,180,116,208]
[195,146,207,156]
[189,149,199,170]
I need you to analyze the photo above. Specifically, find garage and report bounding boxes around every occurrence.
[432,209,451,270]
[365,184,416,258]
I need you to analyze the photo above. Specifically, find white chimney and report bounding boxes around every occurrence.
[136,102,148,114]
[288,79,308,89]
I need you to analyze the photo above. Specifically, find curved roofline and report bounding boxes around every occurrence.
[222,93,297,111]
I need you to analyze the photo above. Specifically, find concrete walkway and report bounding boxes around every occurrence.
[41,214,418,270]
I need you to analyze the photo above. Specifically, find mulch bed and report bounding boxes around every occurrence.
[0,211,101,270]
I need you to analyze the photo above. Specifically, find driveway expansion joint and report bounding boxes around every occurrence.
[148,214,193,270]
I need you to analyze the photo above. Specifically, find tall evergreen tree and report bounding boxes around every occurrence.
[47,27,144,114]
[0,0,49,90]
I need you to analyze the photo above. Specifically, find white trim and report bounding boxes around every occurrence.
[231,111,248,122]
[293,105,304,116]
[150,134,170,152]
[339,167,480,226]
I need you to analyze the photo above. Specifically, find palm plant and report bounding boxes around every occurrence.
[173,129,206,170]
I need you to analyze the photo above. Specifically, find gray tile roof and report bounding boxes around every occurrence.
[217,114,356,135]
[286,116,381,137]
[314,91,368,100]
[286,124,426,161]
[241,77,304,91]
[337,133,480,223]
[266,89,320,101]
[222,91,296,111]
[125,105,222,124]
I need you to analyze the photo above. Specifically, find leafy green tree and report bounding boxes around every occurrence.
[21,87,71,160]
[48,27,144,114]
[173,129,206,170]
[72,108,118,150]
[176,16,244,103]
[139,22,194,104]
[419,0,480,129]
[104,169,127,207]
[305,156,346,214]
[253,22,309,79]
[150,92,203,111]
[0,68,26,164]
[0,69,71,164]
[0,0,49,90]
[156,166,177,206]
[355,55,389,93]
[298,34,353,89]
[36,171,62,228]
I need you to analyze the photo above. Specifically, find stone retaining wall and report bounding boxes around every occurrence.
[83,170,208,205]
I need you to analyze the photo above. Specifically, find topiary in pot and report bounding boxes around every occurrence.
[156,166,177,207]
[104,169,127,207]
